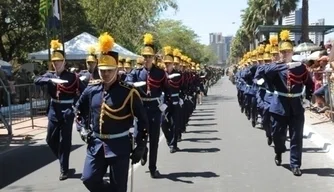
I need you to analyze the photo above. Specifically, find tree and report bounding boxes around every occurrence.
[0,0,43,62]
[78,0,178,52]
[301,0,309,42]
[153,19,217,64]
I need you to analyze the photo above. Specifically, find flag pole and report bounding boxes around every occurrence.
[59,0,65,57]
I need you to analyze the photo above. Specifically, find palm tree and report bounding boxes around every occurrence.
[301,0,309,42]
[274,0,299,25]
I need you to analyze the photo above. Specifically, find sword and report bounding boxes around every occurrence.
[129,128,135,192]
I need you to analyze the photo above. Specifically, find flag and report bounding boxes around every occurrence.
[48,0,61,30]
[39,0,51,27]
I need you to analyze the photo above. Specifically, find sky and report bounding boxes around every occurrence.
[160,0,334,45]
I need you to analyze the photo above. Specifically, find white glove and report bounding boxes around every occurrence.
[79,76,87,81]
[168,73,181,79]
[256,78,265,85]
[179,98,184,106]
[159,103,168,112]
[287,62,302,69]
[133,81,146,87]
[302,99,311,108]
[50,78,68,84]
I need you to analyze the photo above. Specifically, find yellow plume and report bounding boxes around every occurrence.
[258,45,265,53]
[163,46,173,55]
[98,32,115,53]
[143,33,153,45]
[269,35,278,46]
[88,46,96,55]
[265,44,271,53]
[280,30,290,41]
[173,48,181,57]
[50,40,61,50]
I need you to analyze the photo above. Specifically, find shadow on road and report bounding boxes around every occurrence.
[181,137,221,143]
[282,164,334,177]
[190,118,216,121]
[157,171,219,184]
[190,114,214,117]
[186,130,218,134]
[188,123,217,127]
[178,147,220,153]
[0,144,83,189]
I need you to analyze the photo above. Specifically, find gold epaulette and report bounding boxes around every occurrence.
[119,81,133,89]
[88,79,102,85]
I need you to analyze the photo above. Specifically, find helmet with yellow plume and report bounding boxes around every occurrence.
[141,33,155,56]
[50,40,64,61]
[97,32,118,70]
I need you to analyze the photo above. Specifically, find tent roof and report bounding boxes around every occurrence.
[28,32,140,60]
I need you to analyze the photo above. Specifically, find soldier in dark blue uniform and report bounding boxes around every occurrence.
[161,46,182,153]
[257,30,314,176]
[79,46,100,85]
[34,39,85,180]
[118,57,126,81]
[75,32,149,191]
[125,33,168,178]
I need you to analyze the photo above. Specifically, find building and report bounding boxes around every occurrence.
[309,18,325,45]
[209,33,233,66]
[283,8,302,43]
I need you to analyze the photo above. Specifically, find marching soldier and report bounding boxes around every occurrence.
[118,57,126,80]
[256,30,314,176]
[34,40,85,180]
[75,32,149,191]
[136,57,144,69]
[125,33,168,178]
[124,58,133,73]
[79,46,100,85]
[161,46,182,153]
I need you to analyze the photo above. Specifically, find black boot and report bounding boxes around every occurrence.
[275,153,282,166]
[150,170,160,179]
[267,137,272,146]
[291,167,302,176]
[59,172,68,181]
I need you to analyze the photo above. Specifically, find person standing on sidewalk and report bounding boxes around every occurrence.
[34,40,85,180]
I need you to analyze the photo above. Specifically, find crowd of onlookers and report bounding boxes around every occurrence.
[304,43,333,114]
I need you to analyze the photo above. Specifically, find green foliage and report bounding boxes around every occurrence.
[0,0,215,66]
[153,19,217,64]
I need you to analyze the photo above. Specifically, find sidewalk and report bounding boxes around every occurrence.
[0,117,48,154]
[304,110,334,160]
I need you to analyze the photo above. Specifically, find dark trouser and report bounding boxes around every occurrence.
[251,96,257,122]
[144,109,162,172]
[161,104,181,148]
[81,148,130,192]
[46,119,73,173]
[262,104,271,138]
[271,112,304,168]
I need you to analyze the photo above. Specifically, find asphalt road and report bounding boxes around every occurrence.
[1,77,334,192]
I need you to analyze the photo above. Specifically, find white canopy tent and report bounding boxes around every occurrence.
[28,32,140,60]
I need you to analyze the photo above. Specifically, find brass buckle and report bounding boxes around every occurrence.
[287,93,292,97]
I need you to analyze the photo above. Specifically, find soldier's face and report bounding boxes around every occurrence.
[143,55,154,66]
[280,50,293,62]
[99,69,117,83]
[53,60,65,72]
[87,62,97,71]
[165,63,173,73]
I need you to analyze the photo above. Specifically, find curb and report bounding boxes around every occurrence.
[303,123,334,160]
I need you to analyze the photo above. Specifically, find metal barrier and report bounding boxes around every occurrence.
[311,70,334,121]
[0,83,49,135]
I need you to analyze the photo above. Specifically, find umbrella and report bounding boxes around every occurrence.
[294,42,321,53]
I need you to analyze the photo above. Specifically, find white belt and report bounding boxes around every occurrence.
[51,98,74,104]
[171,93,179,97]
[93,130,129,139]
[273,91,303,98]
[141,97,159,102]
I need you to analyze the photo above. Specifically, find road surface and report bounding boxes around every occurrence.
[1,77,334,192]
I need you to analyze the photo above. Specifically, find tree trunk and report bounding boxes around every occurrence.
[301,0,309,42]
